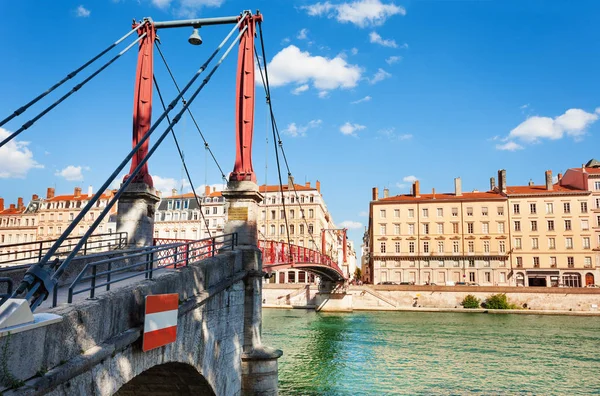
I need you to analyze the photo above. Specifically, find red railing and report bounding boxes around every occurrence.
[258,240,343,276]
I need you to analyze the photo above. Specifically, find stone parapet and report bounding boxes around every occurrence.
[116,183,159,248]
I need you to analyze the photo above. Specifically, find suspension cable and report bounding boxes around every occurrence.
[153,76,212,238]
[155,42,227,182]
[0,32,147,149]
[0,21,148,128]
[254,41,320,252]
[15,19,249,310]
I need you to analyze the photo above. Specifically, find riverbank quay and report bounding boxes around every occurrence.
[263,283,600,314]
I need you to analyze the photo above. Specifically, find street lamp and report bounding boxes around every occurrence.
[188,27,202,45]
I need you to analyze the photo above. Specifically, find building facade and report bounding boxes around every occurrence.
[0,195,41,263]
[366,168,599,287]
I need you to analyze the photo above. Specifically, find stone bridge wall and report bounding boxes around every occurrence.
[2,250,245,396]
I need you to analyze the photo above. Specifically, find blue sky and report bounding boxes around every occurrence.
[1,0,600,255]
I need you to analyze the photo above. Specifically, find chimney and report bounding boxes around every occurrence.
[17,197,24,210]
[545,170,553,191]
[454,177,462,197]
[47,187,55,199]
[74,187,82,198]
[372,187,379,201]
[432,188,436,199]
[558,173,563,183]
[288,175,295,190]
[413,180,420,198]
[316,180,321,193]
[212,187,216,192]
[171,188,177,197]
[88,185,93,197]
[497,169,507,193]
[490,177,496,191]
[383,188,389,198]
[9,204,15,209]
[528,179,534,186]
[205,185,211,196]
[156,190,162,198]
[305,181,311,188]
[0,198,4,211]
[32,194,38,201]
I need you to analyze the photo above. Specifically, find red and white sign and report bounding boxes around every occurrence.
[143,293,179,352]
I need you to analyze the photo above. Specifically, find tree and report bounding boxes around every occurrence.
[353,267,362,281]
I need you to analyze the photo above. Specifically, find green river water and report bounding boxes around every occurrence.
[262,309,600,395]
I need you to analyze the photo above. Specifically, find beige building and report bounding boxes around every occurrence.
[0,195,41,263]
[366,168,599,287]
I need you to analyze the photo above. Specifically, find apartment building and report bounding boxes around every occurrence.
[0,195,41,262]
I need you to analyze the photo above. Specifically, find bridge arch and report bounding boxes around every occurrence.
[115,362,215,396]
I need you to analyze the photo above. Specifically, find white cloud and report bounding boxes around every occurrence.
[369,31,397,48]
[395,183,407,189]
[281,37,291,45]
[386,55,402,65]
[302,0,406,28]
[507,108,600,145]
[297,28,309,40]
[75,5,91,17]
[263,45,362,90]
[0,128,43,179]
[402,175,417,183]
[151,0,225,18]
[283,120,322,137]
[520,103,530,110]
[339,220,363,229]
[399,133,413,140]
[292,84,310,95]
[351,95,371,104]
[496,141,524,151]
[55,165,87,181]
[351,47,359,55]
[340,122,366,136]
[378,127,412,141]
[369,68,391,84]
[152,175,191,194]
[318,91,329,98]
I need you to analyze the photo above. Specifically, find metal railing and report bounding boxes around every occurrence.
[0,232,127,267]
[258,240,344,276]
[65,233,237,305]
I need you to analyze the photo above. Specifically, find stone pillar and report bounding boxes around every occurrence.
[116,182,160,248]
[222,180,282,396]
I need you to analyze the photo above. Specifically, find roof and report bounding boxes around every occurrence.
[378,191,506,203]
[259,184,316,193]
[0,207,25,215]
[47,192,113,202]
[505,184,588,195]
[165,191,223,199]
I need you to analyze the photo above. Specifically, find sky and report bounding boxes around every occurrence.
[1,0,600,261]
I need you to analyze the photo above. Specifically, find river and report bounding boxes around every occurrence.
[262,309,600,395]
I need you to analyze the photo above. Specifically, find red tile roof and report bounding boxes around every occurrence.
[505,184,587,195]
[167,191,223,199]
[47,192,114,202]
[0,207,25,215]
[259,184,316,193]
[379,191,505,203]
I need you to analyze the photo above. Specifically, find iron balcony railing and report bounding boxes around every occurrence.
[0,232,127,267]
[64,233,237,306]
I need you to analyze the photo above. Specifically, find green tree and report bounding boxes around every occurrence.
[353,267,362,281]
[461,294,480,309]
[483,293,517,309]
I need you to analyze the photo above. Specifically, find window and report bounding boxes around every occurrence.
[546,203,553,214]
[408,209,414,218]
[452,223,459,233]
[167,201,173,210]
[212,207,218,215]
[437,223,444,234]
[380,210,386,218]
[567,257,574,268]
[173,213,179,221]
[515,238,522,249]
[565,237,573,249]
[513,204,520,214]
[408,224,415,235]
[468,259,475,267]
[308,209,314,218]
[422,208,428,218]
[175,201,181,210]
[299,224,304,234]
[581,202,588,213]
[380,242,386,253]
[270,210,276,220]
[550,257,557,268]
[467,223,474,234]
[482,223,489,234]
[548,237,556,249]
[453,241,459,253]
[437,241,444,253]
[466,207,473,216]
[437,208,443,217]
[564,202,571,213]
[498,222,505,233]
[514,221,521,232]
[470,272,476,282]
[482,207,488,216]
[395,242,401,253]
[533,257,540,268]
[468,241,474,253]
[409,241,415,253]
[69,213,74,221]
[581,219,589,231]
[422,223,429,234]
[451,208,458,217]
[309,196,314,203]
[394,224,400,235]
[530,203,537,214]
[308,225,314,234]
[290,209,295,219]
[532,238,539,250]
[547,220,555,231]
[483,241,490,253]
[583,237,590,249]
[290,225,295,235]
[584,257,592,268]
[270,225,275,235]
[497,206,504,216]
[499,240,506,253]
[394,209,400,218]
[565,220,572,231]
[380,225,386,235]
[516,257,523,268]
[423,241,429,253]
[595,181,600,191]
[531,221,537,232]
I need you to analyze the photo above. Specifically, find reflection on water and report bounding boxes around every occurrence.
[262,310,600,395]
